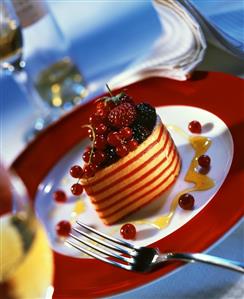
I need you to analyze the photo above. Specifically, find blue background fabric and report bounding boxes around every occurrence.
[191,0,244,52]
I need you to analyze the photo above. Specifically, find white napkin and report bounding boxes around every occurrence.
[179,0,244,60]
[108,0,206,89]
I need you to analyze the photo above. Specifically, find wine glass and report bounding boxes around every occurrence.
[0,0,53,141]
[0,164,54,298]
[0,164,36,282]
[0,0,88,141]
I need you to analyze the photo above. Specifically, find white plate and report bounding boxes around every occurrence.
[35,105,233,257]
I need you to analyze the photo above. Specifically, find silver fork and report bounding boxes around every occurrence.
[65,221,244,273]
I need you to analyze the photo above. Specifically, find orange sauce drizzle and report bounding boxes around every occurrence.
[73,199,86,215]
[150,128,215,229]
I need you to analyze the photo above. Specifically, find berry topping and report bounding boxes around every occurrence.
[188,120,202,134]
[120,223,136,240]
[102,146,119,166]
[77,89,157,180]
[105,87,134,106]
[198,155,211,168]
[88,128,94,140]
[56,220,71,237]
[89,114,102,126]
[107,131,122,146]
[82,147,91,163]
[94,135,107,150]
[106,100,116,110]
[96,108,108,120]
[132,123,150,144]
[95,123,107,135]
[71,183,83,196]
[108,102,137,128]
[92,150,105,165]
[119,127,133,140]
[53,190,67,203]
[128,139,138,152]
[114,92,134,105]
[116,144,129,157]
[135,103,156,130]
[178,193,195,210]
[96,99,106,111]
[70,165,83,178]
[83,164,96,178]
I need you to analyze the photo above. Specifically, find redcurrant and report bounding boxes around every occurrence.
[188,120,202,134]
[53,190,67,203]
[120,223,136,240]
[71,183,83,196]
[178,193,195,210]
[56,220,71,237]
[70,165,83,178]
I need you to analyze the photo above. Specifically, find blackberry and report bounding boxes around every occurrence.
[135,103,156,130]
[102,146,119,167]
[132,124,150,144]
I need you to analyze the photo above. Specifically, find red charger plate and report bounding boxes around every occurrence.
[11,71,244,298]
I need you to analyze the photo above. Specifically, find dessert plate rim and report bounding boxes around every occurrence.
[11,71,244,298]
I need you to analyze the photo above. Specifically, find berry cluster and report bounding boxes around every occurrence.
[69,89,157,194]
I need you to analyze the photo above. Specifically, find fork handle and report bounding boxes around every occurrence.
[163,253,244,273]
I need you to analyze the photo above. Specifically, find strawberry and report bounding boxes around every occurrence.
[108,102,137,128]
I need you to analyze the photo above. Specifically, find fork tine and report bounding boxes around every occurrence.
[72,226,135,256]
[76,221,137,250]
[69,233,133,264]
[65,239,131,271]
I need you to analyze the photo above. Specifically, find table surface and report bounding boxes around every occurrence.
[1,2,244,299]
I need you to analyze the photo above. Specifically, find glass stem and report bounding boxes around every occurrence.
[12,66,51,121]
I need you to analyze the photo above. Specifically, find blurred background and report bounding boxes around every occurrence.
[1,0,244,165]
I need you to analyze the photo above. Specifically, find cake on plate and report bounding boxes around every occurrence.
[71,91,181,225]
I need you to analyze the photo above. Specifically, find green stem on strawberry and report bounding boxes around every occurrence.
[106,84,113,97]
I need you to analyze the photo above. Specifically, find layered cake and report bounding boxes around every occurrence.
[71,91,181,225]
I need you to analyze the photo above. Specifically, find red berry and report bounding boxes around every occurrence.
[82,148,91,163]
[198,155,211,168]
[120,223,136,240]
[95,123,107,135]
[107,131,122,146]
[89,114,102,126]
[178,193,195,210]
[106,100,116,110]
[118,94,134,105]
[96,109,108,120]
[108,102,137,128]
[92,150,105,165]
[83,164,96,178]
[53,190,67,203]
[116,145,129,157]
[94,135,107,150]
[188,120,202,134]
[56,220,71,237]
[70,165,83,178]
[96,99,106,111]
[87,128,94,140]
[128,139,138,152]
[119,127,133,140]
[71,183,83,196]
